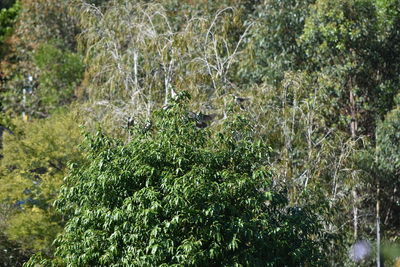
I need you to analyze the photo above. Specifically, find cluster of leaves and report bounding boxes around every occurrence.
[27,99,331,266]
[239,0,315,85]
[0,111,83,257]
[32,43,84,112]
[0,0,19,59]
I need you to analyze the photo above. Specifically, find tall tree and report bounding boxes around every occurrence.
[300,0,381,137]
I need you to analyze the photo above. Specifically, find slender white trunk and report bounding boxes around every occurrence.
[353,189,358,239]
[133,50,138,91]
[349,84,359,240]
[376,183,381,267]
[164,76,169,105]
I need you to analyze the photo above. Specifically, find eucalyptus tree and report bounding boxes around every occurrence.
[300,0,380,138]
[376,99,400,240]
[71,0,253,135]
[297,4,400,265]
[239,71,358,263]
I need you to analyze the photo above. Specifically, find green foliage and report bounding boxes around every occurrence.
[382,242,400,264]
[0,0,20,58]
[301,0,379,69]
[0,111,83,255]
[33,42,84,112]
[377,104,400,174]
[1,39,83,116]
[240,0,315,85]
[0,204,30,267]
[0,2,19,40]
[0,0,81,118]
[0,0,17,9]
[6,207,63,252]
[376,0,400,113]
[300,0,384,136]
[0,0,398,265]
[45,99,329,266]
[375,103,400,237]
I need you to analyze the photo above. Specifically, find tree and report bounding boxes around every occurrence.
[300,0,381,137]
[0,0,81,118]
[32,42,84,114]
[299,3,400,257]
[238,0,315,86]
[28,96,330,266]
[375,99,400,239]
[70,0,254,136]
[0,111,83,256]
[0,0,20,60]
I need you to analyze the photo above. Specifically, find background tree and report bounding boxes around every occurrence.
[32,42,84,114]
[71,0,253,136]
[0,0,81,118]
[0,204,29,267]
[239,0,315,86]
[0,0,19,60]
[300,0,381,137]
[376,97,400,241]
[0,111,84,256]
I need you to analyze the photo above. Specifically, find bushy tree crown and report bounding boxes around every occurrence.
[35,96,329,266]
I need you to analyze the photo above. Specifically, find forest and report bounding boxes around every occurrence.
[0,0,399,266]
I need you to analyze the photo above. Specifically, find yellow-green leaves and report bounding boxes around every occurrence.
[0,111,83,254]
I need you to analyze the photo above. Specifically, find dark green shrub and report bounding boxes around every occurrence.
[35,97,330,266]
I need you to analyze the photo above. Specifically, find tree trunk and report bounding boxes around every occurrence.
[349,89,358,139]
[349,84,359,240]
[353,189,358,239]
[376,183,381,267]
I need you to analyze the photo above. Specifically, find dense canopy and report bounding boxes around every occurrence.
[0,0,399,266]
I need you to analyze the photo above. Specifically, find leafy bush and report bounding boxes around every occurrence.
[36,97,330,266]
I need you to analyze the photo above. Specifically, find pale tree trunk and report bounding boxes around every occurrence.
[376,182,381,267]
[349,89,358,140]
[353,189,358,239]
[350,87,359,240]
[133,50,138,91]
